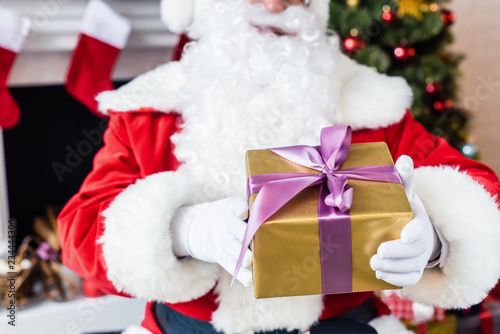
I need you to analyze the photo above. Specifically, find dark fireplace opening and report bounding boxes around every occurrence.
[5,82,128,245]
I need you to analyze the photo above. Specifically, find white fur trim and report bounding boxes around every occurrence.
[211,271,324,333]
[81,0,131,49]
[122,326,153,334]
[97,54,412,130]
[336,54,413,130]
[96,62,187,115]
[0,5,31,53]
[99,171,220,304]
[369,315,414,334]
[161,0,195,33]
[402,166,500,308]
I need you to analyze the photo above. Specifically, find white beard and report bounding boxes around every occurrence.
[172,0,342,204]
[169,3,350,332]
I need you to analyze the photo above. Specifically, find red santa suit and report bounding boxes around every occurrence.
[58,2,500,334]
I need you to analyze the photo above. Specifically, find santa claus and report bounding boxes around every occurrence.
[58,0,500,333]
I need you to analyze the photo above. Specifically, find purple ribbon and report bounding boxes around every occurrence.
[233,125,402,293]
[36,242,59,262]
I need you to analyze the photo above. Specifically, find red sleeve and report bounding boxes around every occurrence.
[379,111,500,308]
[57,111,181,296]
[385,111,500,204]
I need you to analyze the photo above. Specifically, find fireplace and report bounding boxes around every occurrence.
[1,0,176,247]
[5,84,113,245]
[0,1,175,332]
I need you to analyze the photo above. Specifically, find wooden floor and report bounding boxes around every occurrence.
[449,0,500,176]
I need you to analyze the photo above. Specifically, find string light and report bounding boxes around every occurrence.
[394,46,415,61]
[344,38,357,51]
[347,0,359,7]
[394,47,404,57]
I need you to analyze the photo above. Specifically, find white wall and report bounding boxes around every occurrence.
[449,0,500,176]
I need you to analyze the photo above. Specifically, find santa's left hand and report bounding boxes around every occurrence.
[370,155,436,287]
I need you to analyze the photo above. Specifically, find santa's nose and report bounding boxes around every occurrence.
[249,0,288,13]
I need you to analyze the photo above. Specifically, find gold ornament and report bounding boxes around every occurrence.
[396,0,424,20]
[347,0,359,8]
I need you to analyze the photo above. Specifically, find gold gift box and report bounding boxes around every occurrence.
[246,142,413,299]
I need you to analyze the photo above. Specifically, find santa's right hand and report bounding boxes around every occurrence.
[171,197,253,287]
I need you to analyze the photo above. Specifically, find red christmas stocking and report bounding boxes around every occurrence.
[66,0,131,117]
[0,7,31,129]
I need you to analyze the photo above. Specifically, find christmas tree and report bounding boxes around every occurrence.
[328,0,478,158]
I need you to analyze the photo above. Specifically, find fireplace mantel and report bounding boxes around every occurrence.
[3,0,178,86]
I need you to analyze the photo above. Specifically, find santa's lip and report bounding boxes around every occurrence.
[252,23,297,37]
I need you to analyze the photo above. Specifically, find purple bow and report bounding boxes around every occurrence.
[36,242,59,262]
[232,125,401,290]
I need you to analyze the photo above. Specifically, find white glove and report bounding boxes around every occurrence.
[171,197,253,287]
[370,155,437,287]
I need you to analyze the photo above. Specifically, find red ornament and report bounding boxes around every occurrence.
[394,46,415,61]
[382,11,396,23]
[426,82,441,94]
[433,101,446,112]
[343,36,365,53]
[441,9,456,26]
